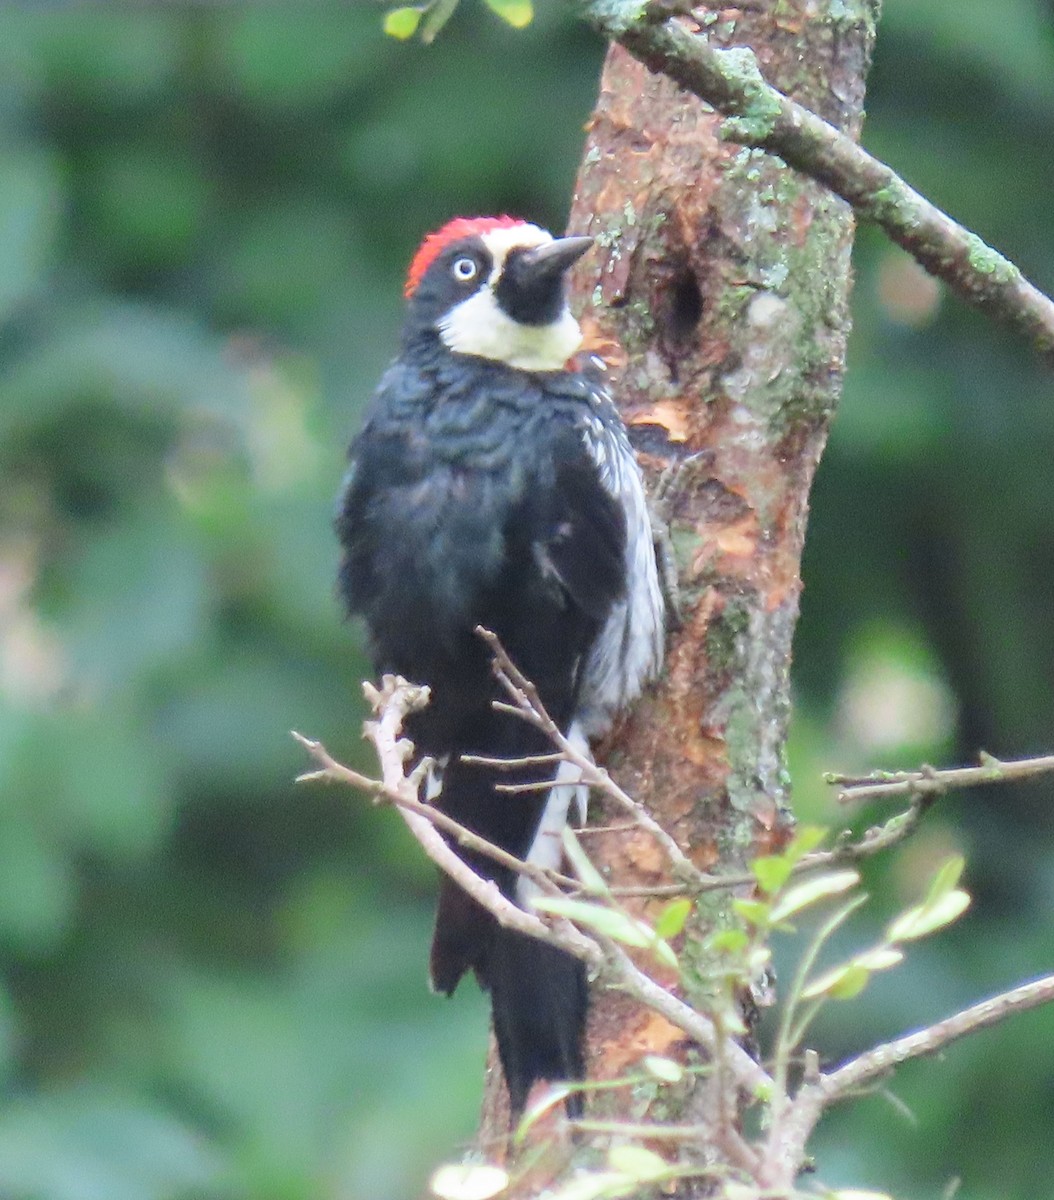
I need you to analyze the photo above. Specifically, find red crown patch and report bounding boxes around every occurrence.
[404,215,525,298]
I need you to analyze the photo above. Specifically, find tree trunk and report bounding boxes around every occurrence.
[478,3,877,1187]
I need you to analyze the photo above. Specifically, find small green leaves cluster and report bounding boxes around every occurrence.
[434,825,971,1200]
[384,0,532,42]
[799,852,970,1004]
[732,833,973,1095]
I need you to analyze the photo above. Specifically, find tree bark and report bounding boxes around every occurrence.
[478,3,877,1188]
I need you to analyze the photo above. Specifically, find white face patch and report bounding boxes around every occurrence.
[439,290,582,371]
[437,223,583,371]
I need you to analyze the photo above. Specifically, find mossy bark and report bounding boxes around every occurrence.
[477,3,876,1189]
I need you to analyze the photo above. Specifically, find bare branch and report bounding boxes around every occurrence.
[829,750,1054,806]
[292,680,600,966]
[595,798,931,899]
[476,626,709,887]
[294,673,774,1102]
[571,1,1054,366]
[821,972,1054,1101]
[292,729,574,898]
[763,972,1054,1188]
[594,936,773,1099]
[298,673,1054,1193]
[460,751,567,770]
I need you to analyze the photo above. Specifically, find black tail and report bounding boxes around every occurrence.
[431,877,587,1117]
[487,927,587,1117]
[425,720,588,1116]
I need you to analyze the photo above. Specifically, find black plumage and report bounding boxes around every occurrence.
[335,219,663,1116]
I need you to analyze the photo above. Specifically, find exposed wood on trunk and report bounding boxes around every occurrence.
[477,4,876,1188]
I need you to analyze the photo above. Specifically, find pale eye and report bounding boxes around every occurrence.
[452,257,478,282]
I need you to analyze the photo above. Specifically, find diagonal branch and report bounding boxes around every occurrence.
[821,971,1054,1102]
[292,731,576,901]
[763,972,1054,1188]
[297,674,1054,1186]
[571,0,1054,366]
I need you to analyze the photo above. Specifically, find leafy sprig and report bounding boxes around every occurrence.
[383,0,532,43]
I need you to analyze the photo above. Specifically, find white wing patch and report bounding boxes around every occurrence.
[575,378,665,737]
[515,722,590,906]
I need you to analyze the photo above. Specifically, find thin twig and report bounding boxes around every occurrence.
[293,679,600,967]
[569,1119,704,1140]
[575,822,641,836]
[461,751,567,770]
[495,778,563,794]
[830,751,1054,806]
[477,626,708,887]
[292,730,570,898]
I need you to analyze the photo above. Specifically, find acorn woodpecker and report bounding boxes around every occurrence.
[336,216,664,1115]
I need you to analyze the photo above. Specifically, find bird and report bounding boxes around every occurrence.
[335,215,665,1117]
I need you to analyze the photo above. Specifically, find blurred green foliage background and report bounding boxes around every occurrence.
[0,3,1051,1198]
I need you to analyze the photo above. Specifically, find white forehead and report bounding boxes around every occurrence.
[478,223,552,280]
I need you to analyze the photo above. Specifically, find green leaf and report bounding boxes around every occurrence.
[383,7,423,38]
[652,938,680,970]
[769,870,860,923]
[925,854,966,904]
[828,964,871,999]
[483,0,534,26]
[785,825,827,861]
[747,946,772,973]
[607,1145,668,1182]
[716,1005,749,1035]
[708,927,749,954]
[430,1162,509,1200]
[732,898,772,927]
[543,1172,636,1200]
[419,0,460,42]
[562,827,609,896]
[852,946,904,971]
[752,854,795,894]
[887,889,971,942]
[802,962,871,1001]
[642,1055,683,1083]
[654,897,692,939]
[531,897,654,948]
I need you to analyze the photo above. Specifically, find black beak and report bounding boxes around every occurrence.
[518,235,594,280]
[495,236,594,326]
